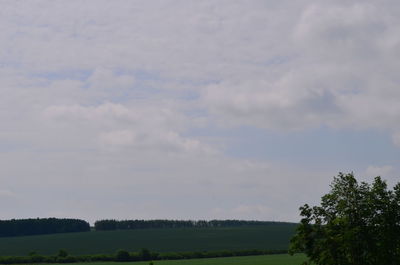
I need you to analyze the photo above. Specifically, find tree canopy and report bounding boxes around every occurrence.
[94,219,291,231]
[289,172,400,265]
[0,218,90,237]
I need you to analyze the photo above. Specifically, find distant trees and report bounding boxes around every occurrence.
[0,248,288,264]
[115,250,130,262]
[0,217,294,236]
[94,219,117,230]
[289,172,400,265]
[57,249,68,258]
[0,218,90,237]
[94,219,291,231]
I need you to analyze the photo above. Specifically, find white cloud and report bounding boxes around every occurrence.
[98,130,137,146]
[98,129,212,154]
[87,67,135,90]
[43,103,132,122]
[0,0,400,221]
[42,102,213,155]
[365,165,394,178]
[202,78,341,130]
[392,133,400,147]
[211,205,271,220]
[198,1,400,143]
[0,190,17,199]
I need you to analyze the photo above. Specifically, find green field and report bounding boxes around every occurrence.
[31,254,306,265]
[0,225,297,256]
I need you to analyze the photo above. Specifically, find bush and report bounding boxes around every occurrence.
[56,256,77,263]
[115,250,131,262]
[0,248,285,264]
[58,249,68,258]
[139,248,151,261]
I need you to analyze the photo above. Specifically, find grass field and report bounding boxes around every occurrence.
[0,225,297,256]
[32,254,307,265]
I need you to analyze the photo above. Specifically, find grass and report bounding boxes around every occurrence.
[143,254,307,265]
[0,225,297,256]
[122,254,307,265]
[31,254,307,265]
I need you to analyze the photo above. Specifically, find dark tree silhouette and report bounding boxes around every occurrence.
[0,218,90,237]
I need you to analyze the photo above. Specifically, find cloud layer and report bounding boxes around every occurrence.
[0,0,399,222]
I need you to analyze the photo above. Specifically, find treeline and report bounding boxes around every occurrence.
[94,219,294,231]
[0,218,90,237]
[0,218,295,237]
[0,248,288,264]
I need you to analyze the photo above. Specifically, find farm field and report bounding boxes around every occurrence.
[34,254,307,265]
[0,224,297,256]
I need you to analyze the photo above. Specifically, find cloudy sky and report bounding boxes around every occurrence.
[1,0,400,223]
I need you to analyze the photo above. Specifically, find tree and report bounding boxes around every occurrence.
[139,248,152,261]
[115,249,130,262]
[57,249,68,258]
[289,172,400,265]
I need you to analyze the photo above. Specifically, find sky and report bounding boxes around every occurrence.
[1,0,400,224]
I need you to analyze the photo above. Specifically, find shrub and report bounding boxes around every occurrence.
[115,250,131,262]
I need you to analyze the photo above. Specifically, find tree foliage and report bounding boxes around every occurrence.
[289,172,400,265]
[94,219,290,231]
[115,250,130,262]
[0,218,90,237]
[0,248,287,264]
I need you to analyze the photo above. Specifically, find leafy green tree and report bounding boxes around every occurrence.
[115,249,130,262]
[139,248,151,261]
[289,172,400,265]
[57,249,68,258]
